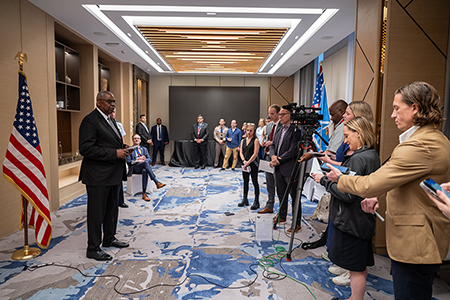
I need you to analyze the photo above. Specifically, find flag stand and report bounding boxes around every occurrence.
[11,196,41,260]
[10,52,41,260]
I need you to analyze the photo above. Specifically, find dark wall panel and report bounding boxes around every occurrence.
[169,86,260,141]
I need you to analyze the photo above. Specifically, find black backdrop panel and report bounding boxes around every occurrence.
[169,86,260,141]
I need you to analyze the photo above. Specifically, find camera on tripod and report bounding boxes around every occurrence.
[282,103,323,129]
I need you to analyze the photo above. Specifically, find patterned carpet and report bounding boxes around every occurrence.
[1,166,450,299]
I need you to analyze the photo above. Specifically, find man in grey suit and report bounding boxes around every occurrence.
[270,106,302,233]
[258,104,281,214]
[79,91,131,261]
[192,114,209,169]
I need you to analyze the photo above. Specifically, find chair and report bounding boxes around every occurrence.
[126,174,153,196]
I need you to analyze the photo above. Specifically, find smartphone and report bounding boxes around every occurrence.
[420,178,450,204]
[320,163,349,174]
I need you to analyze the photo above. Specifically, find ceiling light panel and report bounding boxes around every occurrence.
[136,26,287,73]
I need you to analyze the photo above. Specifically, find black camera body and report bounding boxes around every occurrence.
[282,103,323,129]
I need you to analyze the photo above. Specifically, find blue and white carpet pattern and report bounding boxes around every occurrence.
[1,166,449,299]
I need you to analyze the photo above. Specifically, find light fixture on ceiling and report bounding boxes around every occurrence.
[99,5,323,15]
[127,33,132,37]
[105,42,120,47]
[206,12,216,15]
[267,8,339,74]
[321,36,334,40]
[93,31,107,36]
[83,4,166,72]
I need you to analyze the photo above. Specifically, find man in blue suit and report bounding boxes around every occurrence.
[127,134,166,201]
[150,118,169,166]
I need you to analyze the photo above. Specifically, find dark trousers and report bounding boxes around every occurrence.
[242,162,260,199]
[118,182,125,206]
[153,140,165,164]
[133,162,157,192]
[86,185,119,251]
[264,154,276,209]
[275,171,301,225]
[391,259,441,300]
[194,142,207,167]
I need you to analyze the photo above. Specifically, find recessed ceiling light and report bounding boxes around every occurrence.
[157,62,160,65]
[145,50,149,54]
[304,53,311,56]
[105,42,120,47]
[321,36,334,40]
[146,69,151,71]
[270,64,274,67]
[93,31,107,36]
[295,36,299,39]
[127,33,132,37]
[281,53,284,56]
[207,12,216,15]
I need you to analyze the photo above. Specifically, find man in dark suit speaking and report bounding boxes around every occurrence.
[192,114,209,169]
[79,91,131,261]
[150,118,169,165]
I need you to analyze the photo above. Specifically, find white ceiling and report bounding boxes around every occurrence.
[29,0,356,77]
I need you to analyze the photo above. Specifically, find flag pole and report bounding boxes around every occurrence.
[10,51,41,260]
[11,196,41,260]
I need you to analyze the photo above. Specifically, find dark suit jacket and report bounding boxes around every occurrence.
[126,146,152,176]
[136,122,151,147]
[191,122,209,144]
[151,124,169,144]
[269,123,302,177]
[79,109,126,186]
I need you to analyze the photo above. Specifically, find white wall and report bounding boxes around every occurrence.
[323,45,349,105]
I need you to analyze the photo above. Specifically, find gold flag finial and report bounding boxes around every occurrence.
[15,52,28,71]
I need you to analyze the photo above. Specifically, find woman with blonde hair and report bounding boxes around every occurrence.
[256,118,265,160]
[312,116,380,300]
[238,123,260,210]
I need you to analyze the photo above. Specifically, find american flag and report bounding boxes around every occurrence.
[312,64,330,151]
[2,71,52,248]
[312,67,324,108]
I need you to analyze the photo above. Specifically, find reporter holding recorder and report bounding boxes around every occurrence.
[326,82,450,300]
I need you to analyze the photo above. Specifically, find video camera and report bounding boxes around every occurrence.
[282,103,323,129]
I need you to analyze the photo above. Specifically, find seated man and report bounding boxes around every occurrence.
[127,134,166,201]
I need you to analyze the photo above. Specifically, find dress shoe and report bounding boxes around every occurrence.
[258,207,273,214]
[231,168,235,171]
[195,165,200,169]
[119,203,128,208]
[156,182,166,189]
[151,163,155,166]
[273,215,286,224]
[142,194,151,201]
[219,168,225,171]
[287,224,302,233]
[103,238,129,248]
[86,250,112,261]
[201,165,206,169]
[161,163,166,166]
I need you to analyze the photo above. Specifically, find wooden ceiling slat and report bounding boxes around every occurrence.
[136,25,287,73]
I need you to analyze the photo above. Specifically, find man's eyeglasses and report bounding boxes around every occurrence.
[279,113,289,117]
[100,99,117,104]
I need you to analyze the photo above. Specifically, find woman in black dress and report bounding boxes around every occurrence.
[311,116,380,300]
[238,123,260,210]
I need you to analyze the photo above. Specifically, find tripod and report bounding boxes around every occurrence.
[273,124,325,261]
